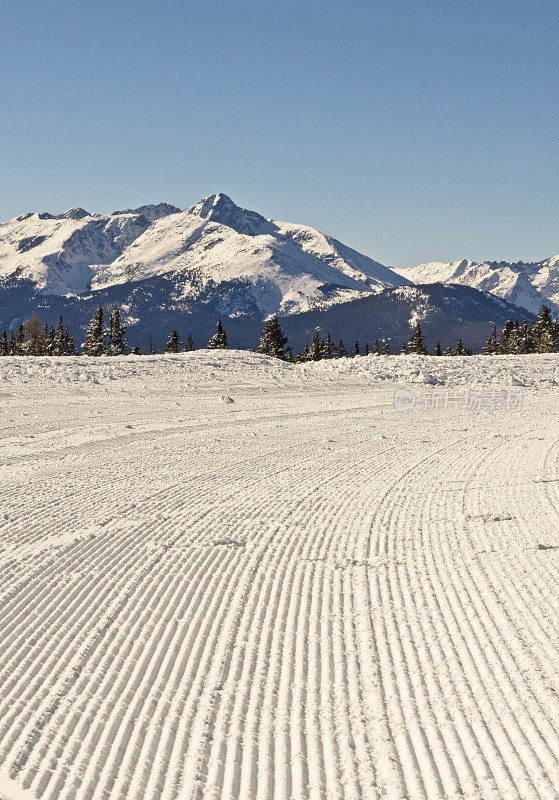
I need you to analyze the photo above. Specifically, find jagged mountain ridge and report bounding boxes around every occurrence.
[0,204,179,295]
[111,203,182,222]
[395,256,559,315]
[0,194,409,317]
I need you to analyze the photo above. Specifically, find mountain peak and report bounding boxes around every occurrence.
[62,207,91,220]
[186,193,277,236]
[112,202,181,222]
[189,193,237,216]
[35,207,91,221]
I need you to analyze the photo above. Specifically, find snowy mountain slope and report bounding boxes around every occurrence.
[187,193,406,290]
[280,283,536,354]
[396,256,559,315]
[274,222,403,289]
[92,205,391,316]
[0,194,408,316]
[0,211,152,294]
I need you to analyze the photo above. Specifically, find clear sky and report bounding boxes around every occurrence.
[2,0,557,267]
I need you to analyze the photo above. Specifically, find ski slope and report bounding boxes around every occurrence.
[1,351,558,800]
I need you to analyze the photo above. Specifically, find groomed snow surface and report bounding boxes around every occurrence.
[1,351,559,800]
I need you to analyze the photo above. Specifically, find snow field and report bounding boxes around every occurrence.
[0,351,558,800]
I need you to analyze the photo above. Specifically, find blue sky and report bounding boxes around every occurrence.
[2,0,557,267]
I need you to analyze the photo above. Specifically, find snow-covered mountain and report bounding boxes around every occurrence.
[0,194,409,318]
[0,203,180,295]
[92,212,364,317]
[0,193,549,352]
[186,193,401,290]
[395,256,559,315]
[91,193,411,316]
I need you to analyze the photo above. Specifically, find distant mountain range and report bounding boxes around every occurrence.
[395,256,559,316]
[0,194,554,352]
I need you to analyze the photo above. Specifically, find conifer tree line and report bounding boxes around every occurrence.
[1,304,558,358]
[288,308,559,361]
[481,306,559,354]
[0,305,128,357]
[292,323,470,361]
[0,314,77,356]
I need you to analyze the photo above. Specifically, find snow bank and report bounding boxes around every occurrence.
[1,350,557,390]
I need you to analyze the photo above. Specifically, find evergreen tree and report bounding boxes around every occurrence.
[185,332,195,352]
[507,320,520,354]
[8,331,17,355]
[108,305,128,355]
[336,339,348,358]
[0,329,7,356]
[308,330,323,361]
[444,345,453,356]
[536,327,558,353]
[381,342,390,355]
[434,341,442,356]
[352,341,360,357]
[51,316,65,356]
[372,339,380,355]
[295,345,310,363]
[131,345,140,355]
[482,326,498,355]
[257,316,291,360]
[533,304,554,338]
[49,325,57,354]
[400,342,409,354]
[64,325,77,356]
[321,332,334,359]
[498,318,516,354]
[532,305,558,352]
[165,330,181,353]
[407,322,428,355]
[363,341,370,356]
[83,306,107,356]
[454,339,468,356]
[517,318,534,354]
[16,323,25,354]
[148,334,156,355]
[207,318,228,349]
